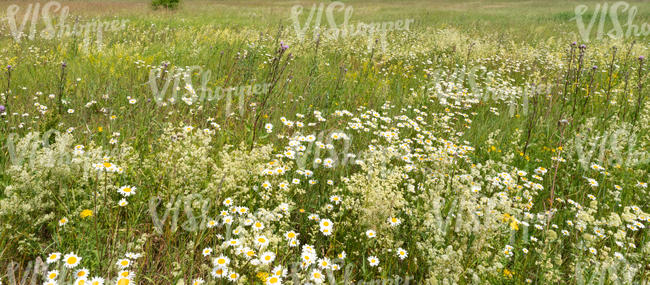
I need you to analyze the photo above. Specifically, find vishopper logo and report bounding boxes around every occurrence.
[148,64,271,116]
[4,257,48,285]
[424,65,553,117]
[573,1,650,42]
[148,192,227,234]
[290,1,414,52]
[4,129,122,172]
[573,126,649,170]
[3,1,128,50]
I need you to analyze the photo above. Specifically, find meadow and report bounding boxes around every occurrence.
[0,0,649,284]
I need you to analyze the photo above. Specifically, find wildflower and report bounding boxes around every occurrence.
[260,252,276,264]
[310,270,324,283]
[63,252,81,268]
[89,277,105,285]
[285,231,298,240]
[586,178,599,187]
[118,199,129,207]
[388,217,402,226]
[366,229,376,238]
[330,195,342,204]
[272,265,287,277]
[59,217,69,226]
[118,185,136,197]
[227,238,240,247]
[192,278,205,285]
[367,256,379,267]
[47,252,61,264]
[266,275,282,285]
[255,235,269,247]
[80,209,93,219]
[47,270,59,280]
[211,267,228,278]
[75,268,89,279]
[202,247,213,256]
[227,272,240,282]
[125,252,141,260]
[318,257,331,269]
[397,248,408,260]
[117,259,131,269]
[588,247,598,255]
[213,256,230,268]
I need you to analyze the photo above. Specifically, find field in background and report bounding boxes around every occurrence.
[0,0,649,284]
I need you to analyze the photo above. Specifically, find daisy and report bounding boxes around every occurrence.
[75,268,89,279]
[117,270,135,279]
[206,220,218,228]
[253,221,265,231]
[272,265,287,277]
[213,255,230,268]
[116,259,131,269]
[388,217,401,226]
[46,270,59,280]
[365,229,376,238]
[125,252,141,259]
[320,227,332,236]
[192,278,205,285]
[266,275,282,285]
[89,277,105,285]
[59,217,69,226]
[202,247,213,256]
[227,272,240,282]
[116,277,132,285]
[227,238,240,247]
[63,252,81,269]
[211,267,228,278]
[319,219,333,229]
[47,252,61,264]
[589,247,598,255]
[329,195,342,204]
[310,270,325,284]
[117,186,136,197]
[74,278,87,285]
[260,252,276,264]
[255,235,269,247]
[118,199,129,207]
[318,257,331,269]
[397,248,408,260]
[367,256,379,267]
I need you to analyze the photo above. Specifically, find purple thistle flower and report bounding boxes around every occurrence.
[0,105,5,113]
[280,41,289,51]
[639,56,645,60]
[6,65,11,71]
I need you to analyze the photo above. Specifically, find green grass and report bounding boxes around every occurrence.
[0,0,648,284]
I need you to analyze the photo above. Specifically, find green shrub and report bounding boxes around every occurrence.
[152,0,180,10]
